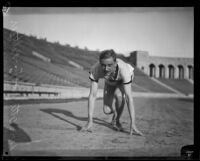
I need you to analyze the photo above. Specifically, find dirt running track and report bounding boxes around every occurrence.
[3,97,193,157]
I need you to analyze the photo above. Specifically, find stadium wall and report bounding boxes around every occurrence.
[129,51,193,80]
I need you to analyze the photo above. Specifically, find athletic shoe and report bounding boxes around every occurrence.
[111,120,123,131]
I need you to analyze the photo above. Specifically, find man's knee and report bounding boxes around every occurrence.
[103,105,113,114]
[115,94,125,105]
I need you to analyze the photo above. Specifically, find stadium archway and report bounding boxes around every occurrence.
[129,51,193,80]
[158,64,165,78]
[188,65,193,80]
[178,65,184,79]
[168,65,175,79]
[149,64,156,77]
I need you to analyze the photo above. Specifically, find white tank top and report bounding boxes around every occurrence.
[89,58,134,86]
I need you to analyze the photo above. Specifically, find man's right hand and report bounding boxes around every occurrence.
[130,126,143,136]
[80,122,93,132]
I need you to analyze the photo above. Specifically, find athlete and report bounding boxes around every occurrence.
[81,49,143,136]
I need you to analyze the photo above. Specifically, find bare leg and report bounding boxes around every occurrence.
[111,87,125,131]
[115,94,125,124]
[103,83,116,115]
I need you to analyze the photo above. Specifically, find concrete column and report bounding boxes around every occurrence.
[145,65,149,76]
[184,66,189,79]
[190,67,194,80]
[165,66,169,79]
[149,65,154,77]
[174,66,179,79]
[155,66,159,78]
[187,66,194,80]
[148,66,150,76]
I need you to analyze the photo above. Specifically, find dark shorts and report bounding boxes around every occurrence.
[103,82,125,109]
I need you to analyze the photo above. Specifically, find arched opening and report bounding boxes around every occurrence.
[178,65,184,79]
[149,64,156,77]
[168,65,175,79]
[188,65,193,80]
[158,64,165,78]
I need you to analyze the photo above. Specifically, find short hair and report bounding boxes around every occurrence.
[99,49,117,62]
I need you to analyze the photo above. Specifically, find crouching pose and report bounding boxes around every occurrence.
[81,49,143,136]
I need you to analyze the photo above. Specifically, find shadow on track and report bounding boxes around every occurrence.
[177,98,193,103]
[3,123,31,156]
[40,108,114,131]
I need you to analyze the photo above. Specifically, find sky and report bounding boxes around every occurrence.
[3,7,194,58]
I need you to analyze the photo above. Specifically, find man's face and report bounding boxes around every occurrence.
[100,57,117,76]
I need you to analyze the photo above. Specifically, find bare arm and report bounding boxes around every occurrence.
[123,83,135,124]
[123,83,143,136]
[81,80,98,131]
[88,81,98,124]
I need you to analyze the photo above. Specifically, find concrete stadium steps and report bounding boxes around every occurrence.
[3,28,193,95]
[131,83,151,92]
[4,28,99,88]
[4,53,192,94]
[123,61,175,93]
[4,73,14,82]
[20,55,90,87]
[48,43,98,70]
[4,53,88,88]
[31,41,74,66]
[156,78,193,95]
[4,56,76,87]
[133,75,175,93]
[4,56,22,74]
[133,66,148,77]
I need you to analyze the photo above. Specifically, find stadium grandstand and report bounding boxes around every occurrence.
[3,28,193,100]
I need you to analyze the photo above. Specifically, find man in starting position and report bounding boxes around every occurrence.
[81,49,143,136]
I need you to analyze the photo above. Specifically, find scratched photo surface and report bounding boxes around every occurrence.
[3,7,194,158]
